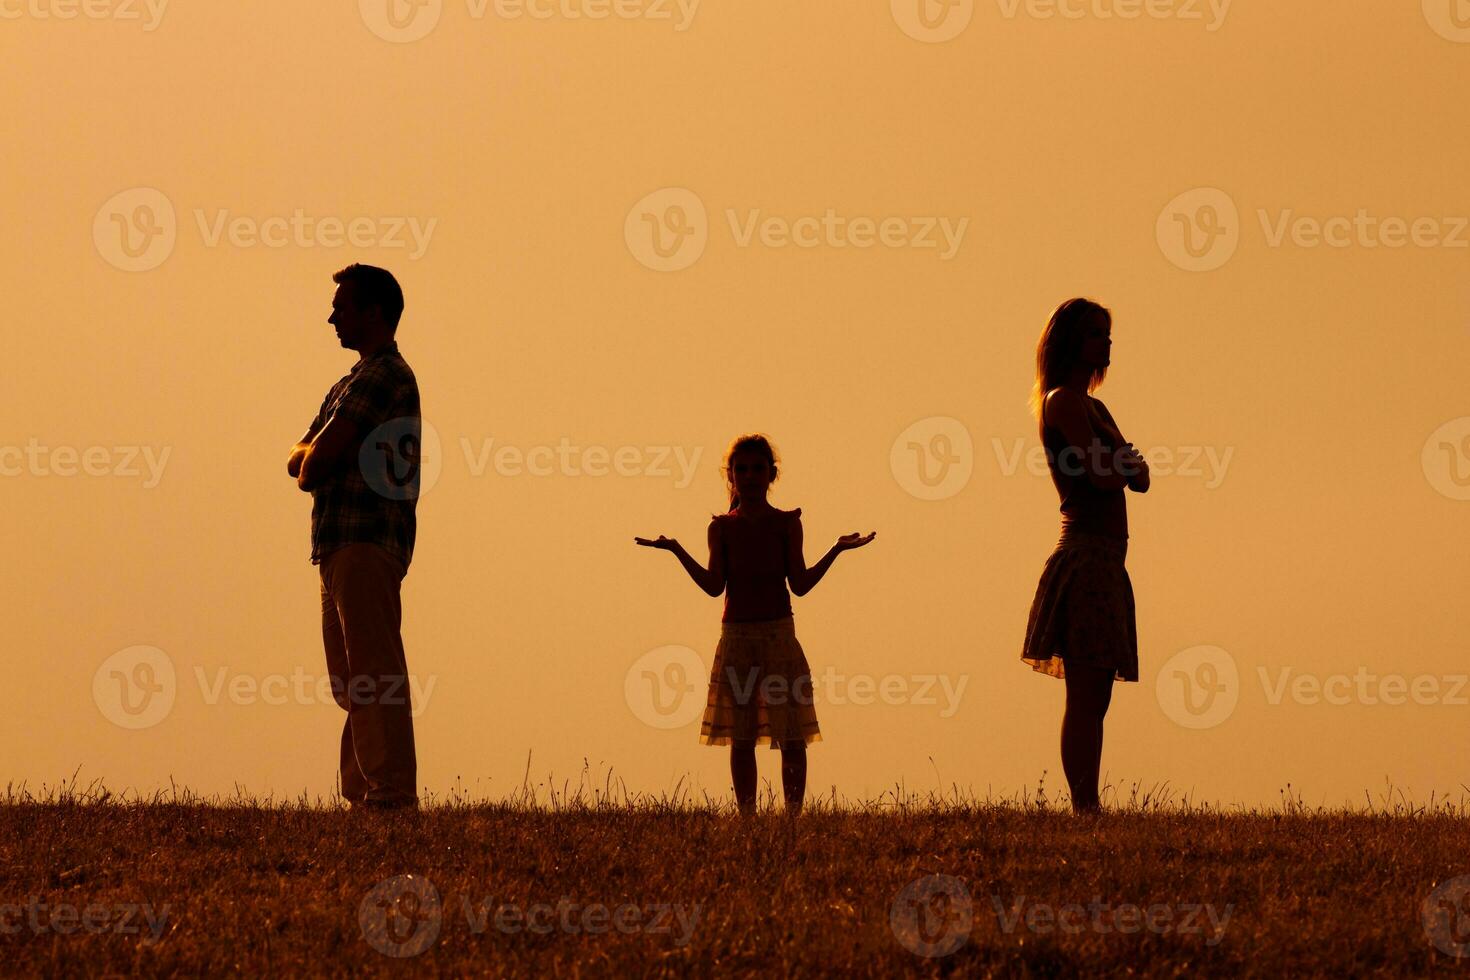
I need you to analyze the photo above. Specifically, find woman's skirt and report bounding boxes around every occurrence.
[1021,530,1138,682]
[699,616,823,748]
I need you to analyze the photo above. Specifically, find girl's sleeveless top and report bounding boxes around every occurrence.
[717,509,796,623]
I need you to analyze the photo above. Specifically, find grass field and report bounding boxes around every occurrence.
[4,774,1470,976]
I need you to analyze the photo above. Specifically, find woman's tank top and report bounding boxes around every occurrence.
[717,508,796,623]
[1041,393,1128,539]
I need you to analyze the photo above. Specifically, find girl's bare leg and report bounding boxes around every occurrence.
[731,739,757,814]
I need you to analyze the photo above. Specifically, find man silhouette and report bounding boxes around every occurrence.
[287,263,421,811]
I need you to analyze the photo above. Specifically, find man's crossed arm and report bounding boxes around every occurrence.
[288,415,361,492]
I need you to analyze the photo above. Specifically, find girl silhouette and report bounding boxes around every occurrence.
[1021,299,1149,814]
[636,433,875,815]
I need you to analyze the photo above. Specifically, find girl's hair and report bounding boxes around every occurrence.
[719,433,780,514]
[1029,297,1111,419]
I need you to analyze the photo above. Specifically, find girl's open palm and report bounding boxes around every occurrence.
[836,531,877,551]
[634,535,678,550]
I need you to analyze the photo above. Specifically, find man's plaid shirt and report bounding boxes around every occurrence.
[307,341,420,569]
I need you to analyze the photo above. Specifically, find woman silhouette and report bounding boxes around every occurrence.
[1021,299,1149,814]
[636,433,875,815]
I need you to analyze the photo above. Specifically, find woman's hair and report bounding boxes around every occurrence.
[1029,297,1110,418]
[719,433,780,514]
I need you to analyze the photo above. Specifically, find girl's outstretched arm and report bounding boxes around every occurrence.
[634,519,725,597]
[785,510,875,598]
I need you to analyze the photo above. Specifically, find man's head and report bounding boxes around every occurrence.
[329,264,404,352]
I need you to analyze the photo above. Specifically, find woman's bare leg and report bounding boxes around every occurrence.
[779,739,806,814]
[1061,663,1114,813]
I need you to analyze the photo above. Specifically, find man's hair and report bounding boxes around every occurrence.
[333,263,405,330]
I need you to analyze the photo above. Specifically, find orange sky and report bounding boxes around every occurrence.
[4,1,1469,808]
